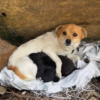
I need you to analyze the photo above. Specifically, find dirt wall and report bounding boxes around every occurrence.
[0,0,100,45]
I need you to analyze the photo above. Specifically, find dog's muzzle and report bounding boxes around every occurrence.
[65,39,71,46]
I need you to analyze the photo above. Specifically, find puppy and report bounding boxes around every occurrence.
[29,52,59,82]
[7,24,87,80]
[29,52,77,82]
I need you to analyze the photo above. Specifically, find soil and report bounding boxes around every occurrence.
[0,78,100,100]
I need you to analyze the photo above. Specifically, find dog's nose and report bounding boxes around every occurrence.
[66,39,71,45]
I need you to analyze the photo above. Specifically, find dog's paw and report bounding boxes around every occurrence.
[56,69,62,78]
[72,56,80,64]
[68,55,80,64]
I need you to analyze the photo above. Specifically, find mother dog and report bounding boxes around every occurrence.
[7,24,87,80]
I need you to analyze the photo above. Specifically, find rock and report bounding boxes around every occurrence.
[0,86,6,95]
[0,38,16,71]
[21,91,26,95]
[0,0,100,45]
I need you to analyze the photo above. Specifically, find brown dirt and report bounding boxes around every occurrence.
[0,0,100,45]
[0,79,100,100]
[0,38,16,71]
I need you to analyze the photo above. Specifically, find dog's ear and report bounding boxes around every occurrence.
[82,28,87,38]
[55,25,62,34]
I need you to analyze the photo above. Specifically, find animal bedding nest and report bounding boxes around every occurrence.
[0,41,100,99]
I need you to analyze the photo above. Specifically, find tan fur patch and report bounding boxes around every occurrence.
[8,65,28,80]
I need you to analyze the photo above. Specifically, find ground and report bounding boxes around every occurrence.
[0,78,100,100]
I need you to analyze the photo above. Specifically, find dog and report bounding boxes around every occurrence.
[29,52,77,82]
[7,24,87,80]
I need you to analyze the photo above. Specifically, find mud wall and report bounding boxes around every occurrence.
[0,0,100,45]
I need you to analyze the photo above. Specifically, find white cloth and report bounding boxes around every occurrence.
[0,42,100,94]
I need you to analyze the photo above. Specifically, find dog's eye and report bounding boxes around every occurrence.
[63,31,66,35]
[73,33,77,37]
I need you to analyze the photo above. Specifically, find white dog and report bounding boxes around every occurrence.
[7,24,87,80]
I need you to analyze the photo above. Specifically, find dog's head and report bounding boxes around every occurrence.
[55,24,87,49]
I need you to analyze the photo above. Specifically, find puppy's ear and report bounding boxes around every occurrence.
[82,28,87,38]
[55,25,62,34]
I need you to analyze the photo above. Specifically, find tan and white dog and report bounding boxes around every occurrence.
[7,24,87,80]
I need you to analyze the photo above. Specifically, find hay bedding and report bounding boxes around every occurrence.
[0,41,100,100]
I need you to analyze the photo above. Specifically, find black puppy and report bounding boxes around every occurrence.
[29,52,77,82]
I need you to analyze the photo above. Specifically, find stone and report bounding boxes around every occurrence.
[0,38,16,71]
[21,91,26,95]
[0,0,100,45]
[0,86,6,95]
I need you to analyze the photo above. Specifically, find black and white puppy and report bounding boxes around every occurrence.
[29,52,77,82]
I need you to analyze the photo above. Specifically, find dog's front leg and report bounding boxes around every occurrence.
[42,47,62,78]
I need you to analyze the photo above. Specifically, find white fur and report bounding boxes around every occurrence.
[8,31,79,79]
[16,57,37,80]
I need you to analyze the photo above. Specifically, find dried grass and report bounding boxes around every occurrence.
[0,78,100,100]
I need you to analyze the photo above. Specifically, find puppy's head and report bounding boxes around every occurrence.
[55,24,87,49]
